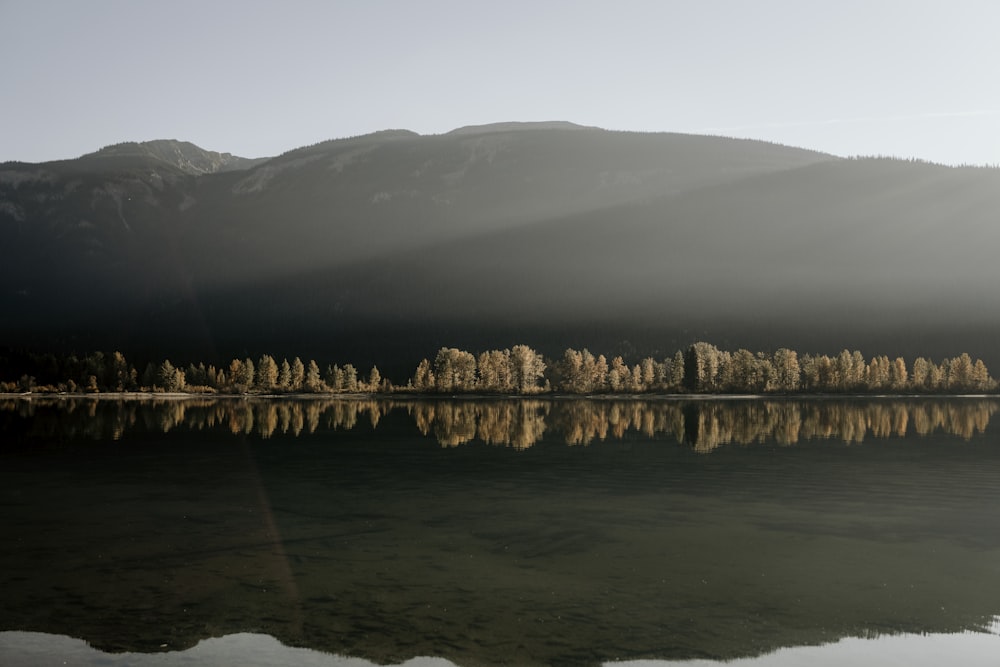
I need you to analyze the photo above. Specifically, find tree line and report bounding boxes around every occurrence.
[1,342,996,395]
[0,351,384,395]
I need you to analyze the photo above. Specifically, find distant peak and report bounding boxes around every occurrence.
[446,121,597,136]
[90,139,201,157]
[84,140,264,174]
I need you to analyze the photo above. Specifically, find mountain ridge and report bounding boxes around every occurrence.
[1,123,997,375]
[80,139,267,174]
[445,120,598,135]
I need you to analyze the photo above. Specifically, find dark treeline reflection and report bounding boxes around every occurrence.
[3,397,997,449]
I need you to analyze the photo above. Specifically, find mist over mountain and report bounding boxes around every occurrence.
[2,123,998,377]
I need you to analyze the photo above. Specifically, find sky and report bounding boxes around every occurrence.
[2,0,999,166]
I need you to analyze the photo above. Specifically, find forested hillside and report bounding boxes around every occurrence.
[2,123,998,375]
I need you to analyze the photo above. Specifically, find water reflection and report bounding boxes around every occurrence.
[615,622,1000,667]
[4,396,1000,666]
[2,396,997,449]
[4,627,1000,667]
[0,631,459,667]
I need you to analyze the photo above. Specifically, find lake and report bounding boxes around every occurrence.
[2,396,1000,666]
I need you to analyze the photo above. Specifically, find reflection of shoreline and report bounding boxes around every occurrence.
[5,626,1000,667]
[0,631,465,667]
[2,397,997,450]
[4,421,1000,667]
[5,391,1000,397]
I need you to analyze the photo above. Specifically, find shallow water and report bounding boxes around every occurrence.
[2,397,1000,666]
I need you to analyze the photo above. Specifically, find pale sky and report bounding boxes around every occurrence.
[3,0,999,166]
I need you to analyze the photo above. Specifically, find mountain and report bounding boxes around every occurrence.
[2,124,998,377]
[446,120,597,134]
[81,139,266,174]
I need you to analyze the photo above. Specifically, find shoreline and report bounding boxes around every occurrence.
[2,392,997,401]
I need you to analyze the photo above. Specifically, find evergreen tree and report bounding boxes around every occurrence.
[948,353,974,391]
[608,356,628,392]
[592,354,609,392]
[111,351,135,391]
[290,357,305,392]
[669,350,686,391]
[229,358,254,393]
[639,357,657,391]
[889,357,908,391]
[971,360,992,392]
[865,355,891,391]
[367,366,382,392]
[343,364,359,392]
[158,360,185,392]
[186,362,208,388]
[929,360,946,391]
[244,358,255,389]
[278,359,292,391]
[323,364,343,391]
[630,364,643,392]
[257,355,278,391]
[305,359,323,392]
[412,359,435,391]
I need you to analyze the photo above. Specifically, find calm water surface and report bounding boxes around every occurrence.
[2,396,1000,666]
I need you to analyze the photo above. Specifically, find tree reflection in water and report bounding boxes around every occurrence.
[4,396,1000,667]
[2,397,997,449]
